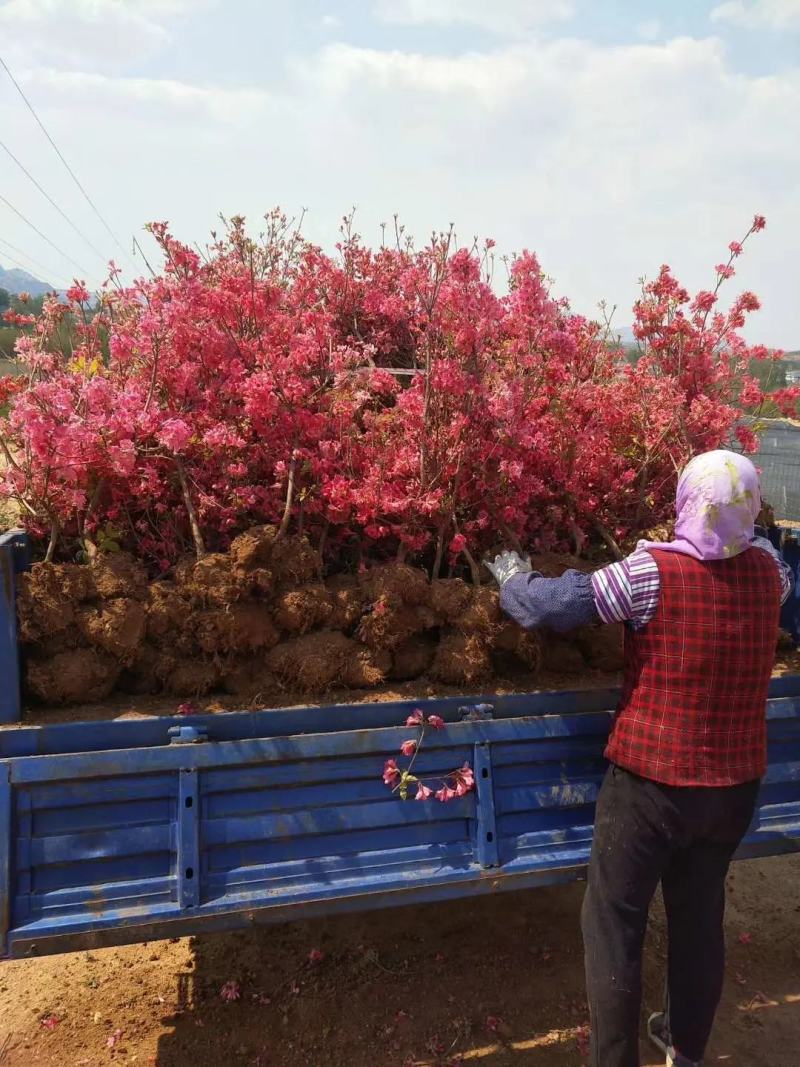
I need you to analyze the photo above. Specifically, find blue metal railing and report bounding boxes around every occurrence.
[0,684,797,960]
[0,530,29,725]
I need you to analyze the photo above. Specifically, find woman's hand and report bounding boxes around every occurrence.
[485,550,534,588]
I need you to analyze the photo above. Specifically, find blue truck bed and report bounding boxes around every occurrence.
[1,534,798,962]
[1,683,799,962]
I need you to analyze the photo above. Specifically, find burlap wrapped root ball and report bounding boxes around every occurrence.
[390,633,437,681]
[326,574,367,632]
[359,562,430,606]
[222,661,278,701]
[431,630,493,686]
[428,578,472,623]
[266,631,389,693]
[193,603,280,655]
[175,553,250,606]
[457,586,502,637]
[492,620,543,673]
[90,553,148,600]
[26,649,121,705]
[272,585,333,634]
[356,562,437,652]
[119,645,222,698]
[76,598,147,665]
[357,597,427,653]
[145,582,193,647]
[15,563,94,644]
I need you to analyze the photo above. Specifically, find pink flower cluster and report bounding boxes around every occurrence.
[383,708,475,802]
[0,212,790,569]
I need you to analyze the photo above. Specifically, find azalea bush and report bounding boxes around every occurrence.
[0,212,792,574]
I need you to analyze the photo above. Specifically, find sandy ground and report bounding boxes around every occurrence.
[0,852,797,1067]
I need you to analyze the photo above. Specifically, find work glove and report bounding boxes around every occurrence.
[484,550,535,588]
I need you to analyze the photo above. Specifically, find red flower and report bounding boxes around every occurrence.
[427,715,445,730]
[449,533,467,553]
[405,709,424,727]
[415,783,433,800]
[752,214,767,231]
[454,763,475,796]
[383,759,401,786]
[400,739,417,756]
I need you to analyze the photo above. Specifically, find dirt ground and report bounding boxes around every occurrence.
[0,853,797,1067]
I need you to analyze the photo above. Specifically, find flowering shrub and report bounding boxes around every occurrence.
[383,709,475,802]
[0,213,790,571]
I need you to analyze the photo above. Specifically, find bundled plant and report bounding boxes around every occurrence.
[0,212,791,577]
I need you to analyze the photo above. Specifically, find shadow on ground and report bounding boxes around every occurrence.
[154,856,800,1067]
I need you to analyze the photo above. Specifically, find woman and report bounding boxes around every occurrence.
[487,450,792,1067]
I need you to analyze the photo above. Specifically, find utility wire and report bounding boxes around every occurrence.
[0,234,68,287]
[0,243,60,287]
[0,193,87,277]
[0,52,137,270]
[0,137,109,265]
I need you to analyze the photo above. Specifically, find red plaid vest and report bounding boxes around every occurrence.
[606,547,781,786]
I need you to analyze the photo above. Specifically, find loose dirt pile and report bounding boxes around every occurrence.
[17,533,624,708]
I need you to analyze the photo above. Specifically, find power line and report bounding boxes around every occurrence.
[0,137,109,265]
[0,52,137,271]
[0,193,88,277]
[0,235,68,287]
[0,243,61,289]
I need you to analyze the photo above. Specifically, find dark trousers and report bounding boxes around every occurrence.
[581,765,759,1066]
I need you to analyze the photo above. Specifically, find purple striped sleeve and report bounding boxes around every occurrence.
[627,549,661,626]
[591,559,633,624]
[591,550,661,628]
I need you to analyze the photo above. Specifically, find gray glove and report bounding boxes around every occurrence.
[485,550,535,588]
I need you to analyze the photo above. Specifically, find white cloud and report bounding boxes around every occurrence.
[374,0,573,35]
[0,10,797,346]
[0,0,206,70]
[304,42,531,99]
[711,0,800,28]
[294,34,800,345]
[20,66,270,123]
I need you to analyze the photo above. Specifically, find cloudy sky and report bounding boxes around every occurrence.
[0,0,798,344]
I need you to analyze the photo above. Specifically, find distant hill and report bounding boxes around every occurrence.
[0,263,57,298]
[612,325,799,359]
[608,325,637,346]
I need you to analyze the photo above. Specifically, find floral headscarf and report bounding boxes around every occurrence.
[638,449,760,561]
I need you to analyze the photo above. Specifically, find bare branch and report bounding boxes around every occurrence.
[277,450,298,540]
[175,458,206,559]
